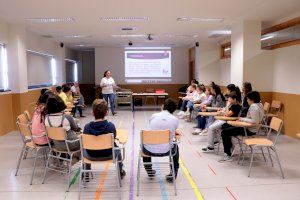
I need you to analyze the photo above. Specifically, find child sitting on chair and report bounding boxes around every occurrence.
[83,99,126,179]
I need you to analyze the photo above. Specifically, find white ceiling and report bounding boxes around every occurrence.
[0,0,299,48]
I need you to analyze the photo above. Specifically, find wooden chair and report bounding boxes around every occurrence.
[42,127,80,190]
[78,133,122,200]
[15,114,48,185]
[243,117,284,178]
[137,130,178,196]
[24,110,32,123]
[266,100,281,118]
[144,88,156,105]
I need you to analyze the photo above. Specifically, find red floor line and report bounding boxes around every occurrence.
[207,164,217,176]
[196,151,202,157]
[226,186,238,200]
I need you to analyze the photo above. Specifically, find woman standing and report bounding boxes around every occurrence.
[100,70,118,115]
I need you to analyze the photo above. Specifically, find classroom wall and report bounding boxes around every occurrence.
[95,47,189,85]
[195,42,221,85]
[26,31,66,85]
[271,45,300,138]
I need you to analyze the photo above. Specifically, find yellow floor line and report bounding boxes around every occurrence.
[179,158,204,200]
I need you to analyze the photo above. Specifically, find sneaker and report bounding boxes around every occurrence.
[80,115,86,118]
[146,169,156,178]
[202,147,215,153]
[199,129,208,136]
[112,112,117,116]
[192,128,202,135]
[218,155,233,163]
[120,169,126,179]
[177,111,184,116]
[183,111,190,116]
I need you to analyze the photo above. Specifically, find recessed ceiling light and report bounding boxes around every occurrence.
[75,44,93,47]
[177,17,224,22]
[100,17,149,21]
[111,34,146,38]
[63,35,92,38]
[261,35,274,41]
[25,17,75,23]
[210,30,231,35]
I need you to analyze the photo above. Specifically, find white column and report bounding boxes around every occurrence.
[7,24,28,93]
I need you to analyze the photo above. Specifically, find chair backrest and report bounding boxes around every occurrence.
[24,110,31,122]
[271,100,281,109]
[16,114,31,138]
[268,117,283,145]
[270,117,283,132]
[263,102,270,113]
[46,126,67,141]
[81,133,114,150]
[145,88,155,93]
[141,130,171,145]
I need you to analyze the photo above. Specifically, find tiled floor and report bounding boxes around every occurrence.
[1,107,300,200]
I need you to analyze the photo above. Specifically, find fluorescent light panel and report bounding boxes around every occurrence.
[261,35,274,41]
[210,30,231,35]
[166,34,198,38]
[63,35,91,38]
[100,16,149,21]
[224,47,231,51]
[111,34,146,38]
[25,17,75,23]
[177,17,224,22]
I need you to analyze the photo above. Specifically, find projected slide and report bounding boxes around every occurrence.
[125,49,171,83]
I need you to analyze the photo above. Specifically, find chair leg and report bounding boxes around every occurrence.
[170,157,177,196]
[267,147,274,167]
[78,167,82,200]
[67,160,71,192]
[261,147,267,162]
[272,147,285,179]
[42,154,50,184]
[115,163,121,200]
[137,152,141,196]
[30,149,39,185]
[248,147,254,177]
[15,146,25,176]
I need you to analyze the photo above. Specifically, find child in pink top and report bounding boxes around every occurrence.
[31,91,53,145]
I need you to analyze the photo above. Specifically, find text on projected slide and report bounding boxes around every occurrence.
[125,51,171,78]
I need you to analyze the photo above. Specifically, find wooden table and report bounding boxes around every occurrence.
[131,93,168,111]
[198,112,219,117]
[214,116,239,121]
[206,107,221,111]
[227,121,253,128]
[116,129,128,144]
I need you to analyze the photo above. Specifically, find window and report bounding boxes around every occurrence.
[220,42,231,59]
[65,59,78,83]
[26,50,56,88]
[0,44,9,91]
[220,17,300,57]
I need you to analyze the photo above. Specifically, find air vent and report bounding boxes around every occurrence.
[42,35,54,38]
[121,27,137,31]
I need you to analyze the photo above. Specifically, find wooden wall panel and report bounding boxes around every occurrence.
[272,92,300,139]
[0,93,14,135]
